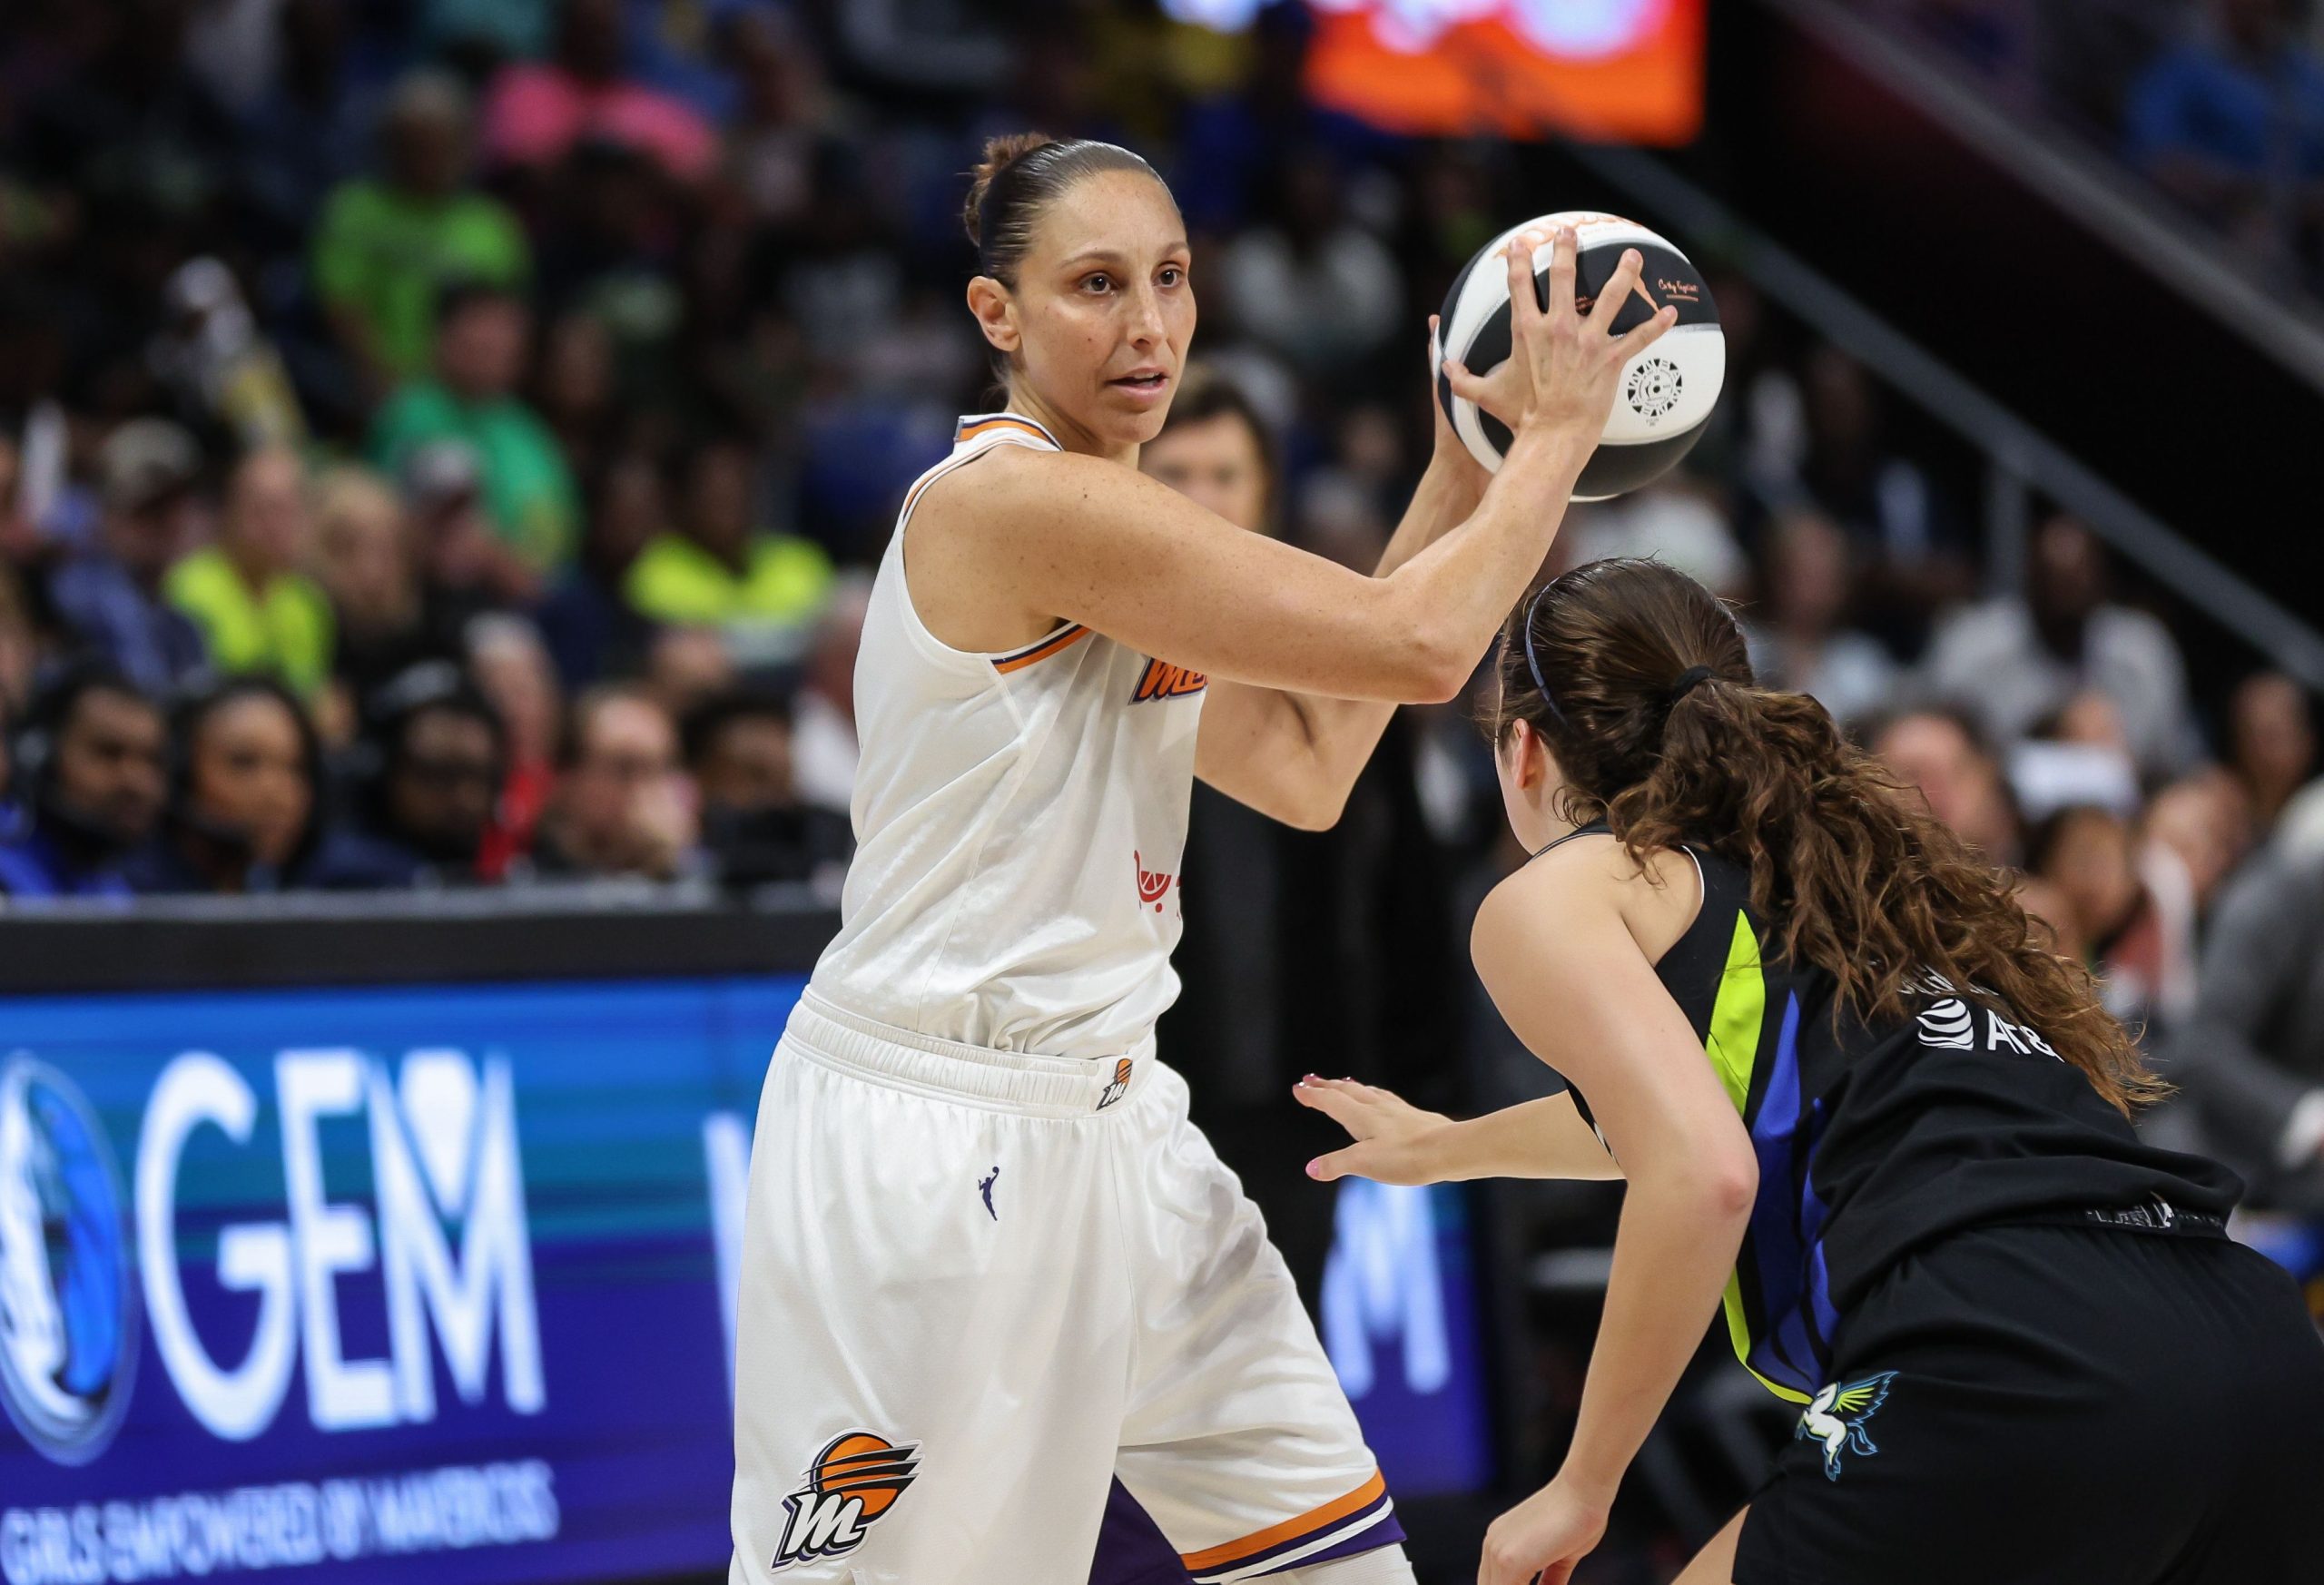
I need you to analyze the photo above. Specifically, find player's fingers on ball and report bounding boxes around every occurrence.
[1441,358,1490,405]
[1615,303,1679,359]
[1506,230,1547,327]
[1589,249,1642,330]
[1543,224,1579,319]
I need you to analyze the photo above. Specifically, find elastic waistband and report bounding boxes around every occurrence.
[781,990,1157,1117]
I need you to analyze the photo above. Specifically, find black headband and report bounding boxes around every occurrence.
[1518,583,1566,728]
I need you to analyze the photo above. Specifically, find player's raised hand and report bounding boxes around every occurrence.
[1438,227,1676,451]
[1295,1076,1455,1186]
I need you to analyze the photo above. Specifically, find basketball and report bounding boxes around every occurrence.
[1437,211,1725,500]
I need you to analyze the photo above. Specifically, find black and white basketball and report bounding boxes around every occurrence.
[1437,212,1723,501]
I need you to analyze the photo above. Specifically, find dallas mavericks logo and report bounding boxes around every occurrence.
[0,1056,139,1463]
[1797,1372,1897,1481]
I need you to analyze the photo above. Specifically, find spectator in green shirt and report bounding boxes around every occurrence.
[165,447,335,700]
[625,434,834,667]
[369,281,579,581]
[311,70,529,396]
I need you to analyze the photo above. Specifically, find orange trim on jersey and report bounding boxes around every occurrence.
[955,416,1055,446]
[1177,1472,1388,1572]
[991,625,1090,674]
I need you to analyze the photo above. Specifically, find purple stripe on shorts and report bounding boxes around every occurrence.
[1089,1479,1195,1585]
[1247,1508,1406,1576]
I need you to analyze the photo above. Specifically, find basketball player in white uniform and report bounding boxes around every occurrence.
[729,134,1672,1585]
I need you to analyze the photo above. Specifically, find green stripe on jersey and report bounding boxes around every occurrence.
[1705,911,1765,1115]
[1702,910,1802,1399]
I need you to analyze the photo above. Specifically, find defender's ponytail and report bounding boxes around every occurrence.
[1484,557,2161,1114]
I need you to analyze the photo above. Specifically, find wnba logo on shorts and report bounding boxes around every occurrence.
[1097,1059,1133,1111]
[770,1431,921,1569]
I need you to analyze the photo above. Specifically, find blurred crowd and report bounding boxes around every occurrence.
[5,1,2324,1252]
[1892,0,2324,286]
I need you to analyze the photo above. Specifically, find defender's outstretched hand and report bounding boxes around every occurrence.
[1294,1076,1454,1186]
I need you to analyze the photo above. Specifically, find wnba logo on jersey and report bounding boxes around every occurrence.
[1131,657,1207,703]
[770,1431,921,1569]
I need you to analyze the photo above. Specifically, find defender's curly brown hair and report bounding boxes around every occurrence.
[1482,557,2162,1115]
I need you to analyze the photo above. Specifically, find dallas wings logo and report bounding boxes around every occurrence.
[1797,1372,1898,1481]
[0,1055,139,1465]
[770,1431,921,1569]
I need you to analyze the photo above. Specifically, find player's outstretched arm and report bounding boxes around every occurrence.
[1465,847,1755,1585]
[1294,1082,1621,1185]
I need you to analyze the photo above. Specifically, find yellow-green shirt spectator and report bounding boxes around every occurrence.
[625,533,836,665]
[311,180,530,380]
[164,547,336,700]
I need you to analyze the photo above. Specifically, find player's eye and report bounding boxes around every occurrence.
[1081,272,1113,293]
[1157,265,1185,288]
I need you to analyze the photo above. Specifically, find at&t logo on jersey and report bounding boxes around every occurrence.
[0,1057,139,1465]
[771,1432,920,1570]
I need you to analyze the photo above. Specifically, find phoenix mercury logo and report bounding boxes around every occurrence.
[1131,658,1206,703]
[771,1431,921,1569]
[0,1056,139,1464]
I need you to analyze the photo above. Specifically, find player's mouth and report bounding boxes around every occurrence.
[1108,369,1171,403]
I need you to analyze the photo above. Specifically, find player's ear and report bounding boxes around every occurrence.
[966,276,1020,355]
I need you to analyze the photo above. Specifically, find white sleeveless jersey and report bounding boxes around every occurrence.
[808,413,1209,1059]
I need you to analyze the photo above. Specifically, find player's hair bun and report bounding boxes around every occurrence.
[963,133,1060,251]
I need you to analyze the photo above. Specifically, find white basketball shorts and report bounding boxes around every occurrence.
[729,991,1398,1585]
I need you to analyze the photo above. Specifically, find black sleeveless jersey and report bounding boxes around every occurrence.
[1561,832,2242,1403]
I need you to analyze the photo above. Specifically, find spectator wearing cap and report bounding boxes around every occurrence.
[0,665,167,902]
[43,419,211,695]
[527,684,699,881]
[125,676,324,894]
[684,688,850,891]
[311,70,531,393]
[309,663,505,889]
[163,447,335,699]
[623,434,833,667]
[370,282,579,581]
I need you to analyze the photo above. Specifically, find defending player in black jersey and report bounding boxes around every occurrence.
[1294,557,2324,1585]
